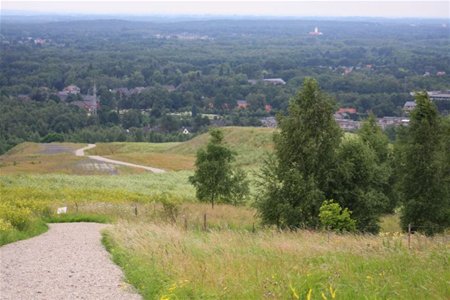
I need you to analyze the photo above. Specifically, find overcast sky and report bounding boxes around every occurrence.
[2,1,450,19]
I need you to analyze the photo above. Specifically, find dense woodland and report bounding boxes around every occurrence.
[1,16,449,153]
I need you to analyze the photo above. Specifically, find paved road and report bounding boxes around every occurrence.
[74,144,166,173]
[0,223,141,300]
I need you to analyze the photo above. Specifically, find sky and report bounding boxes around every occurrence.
[2,1,450,19]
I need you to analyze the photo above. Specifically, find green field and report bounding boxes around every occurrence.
[1,127,449,299]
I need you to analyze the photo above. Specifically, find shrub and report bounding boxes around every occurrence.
[319,200,356,232]
[0,203,32,231]
[0,218,13,232]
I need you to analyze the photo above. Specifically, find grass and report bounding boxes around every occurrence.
[86,127,276,170]
[0,142,143,175]
[45,213,112,224]
[0,218,48,246]
[104,222,450,300]
[2,128,448,299]
[0,172,196,204]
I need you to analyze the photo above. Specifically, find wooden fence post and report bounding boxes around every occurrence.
[134,204,138,217]
[408,223,412,250]
[203,213,207,231]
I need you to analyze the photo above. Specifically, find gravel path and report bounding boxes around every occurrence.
[75,144,166,173]
[0,223,141,300]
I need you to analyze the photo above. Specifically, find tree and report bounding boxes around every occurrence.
[396,92,450,235]
[358,114,396,213]
[331,137,388,232]
[256,78,342,229]
[189,129,248,208]
[319,200,356,232]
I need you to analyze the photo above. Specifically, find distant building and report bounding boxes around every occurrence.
[63,85,80,94]
[265,104,272,113]
[57,85,81,101]
[335,119,361,131]
[428,90,450,101]
[260,117,277,128]
[263,78,286,85]
[34,38,46,45]
[410,90,450,101]
[403,101,416,113]
[337,108,357,114]
[377,117,409,130]
[309,27,323,36]
[181,127,190,135]
[436,71,446,76]
[236,100,248,109]
[342,66,354,75]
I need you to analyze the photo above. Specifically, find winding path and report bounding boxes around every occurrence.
[0,223,141,300]
[75,144,166,173]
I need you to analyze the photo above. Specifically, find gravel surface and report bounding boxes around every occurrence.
[75,144,166,173]
[0,223,141,300]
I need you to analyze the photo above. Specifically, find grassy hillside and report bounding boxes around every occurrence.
[0,142,143,175]
[87,127,276,170]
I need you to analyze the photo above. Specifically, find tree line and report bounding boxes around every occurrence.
[191,79,450,235]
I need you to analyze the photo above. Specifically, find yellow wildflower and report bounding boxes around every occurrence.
[306,288,313,300]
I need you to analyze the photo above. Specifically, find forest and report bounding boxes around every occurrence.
[1,16,449,153]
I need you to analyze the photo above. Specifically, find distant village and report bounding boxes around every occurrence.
[31,79,449,133]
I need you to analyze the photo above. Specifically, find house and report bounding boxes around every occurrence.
[335,119,361,131]
[428,90,450,101]
[337,108,357,114]
[260,117,277,128]
[34,38,46,45]
[237,100,248,109]
[411,90,450,101]
[63,85,80,94]
[263,78,286,85]
[436,71,446,76]
[181,127,190,135]
[113,88,131,97]
[403,101,416,113]
[342,67,354,75]
[377,117,407,129]
[265,104,272,113]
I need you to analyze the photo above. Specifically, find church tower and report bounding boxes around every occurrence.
[91,82,98,116]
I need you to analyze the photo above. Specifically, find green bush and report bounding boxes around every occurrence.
[319,200,356,232]
[0,203,32,231]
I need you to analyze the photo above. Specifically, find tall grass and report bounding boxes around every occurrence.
[0,172,196,204]
[105,222,450,300]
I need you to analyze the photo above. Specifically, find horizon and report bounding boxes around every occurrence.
[2,1,450,19]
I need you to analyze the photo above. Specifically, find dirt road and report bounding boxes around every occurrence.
[0,223,141,300]
[74,144,166,173]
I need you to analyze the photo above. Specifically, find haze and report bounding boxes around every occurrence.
[2,1,449,19]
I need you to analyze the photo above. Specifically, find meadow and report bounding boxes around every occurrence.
[1,127,449,299]
[104,221,450,300]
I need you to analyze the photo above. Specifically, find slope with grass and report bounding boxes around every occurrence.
[104,221,450,300]
[87,127,276,170]
[0,142,144,175]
